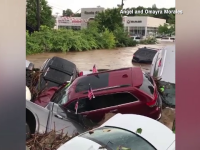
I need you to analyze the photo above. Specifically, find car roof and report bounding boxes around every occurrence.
[68,67,143,100]
[100,114,175,150]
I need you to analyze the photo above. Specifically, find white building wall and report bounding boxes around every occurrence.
[123,16,166,37]
[123,16,147,27]
[81,7,104,29]
[146,17,166,27]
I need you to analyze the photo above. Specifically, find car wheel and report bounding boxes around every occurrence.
[26,123,31,140]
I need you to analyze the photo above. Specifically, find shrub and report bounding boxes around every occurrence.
[113,26,137,47]
[26,24,137,55]
[139,37,158,44]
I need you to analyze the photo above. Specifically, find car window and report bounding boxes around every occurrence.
[75,73,109,93]
[80,126,156,150]
[112,93,138,105]
[139,73,155,96]
[70,93,138,113]
[135,37,141,39]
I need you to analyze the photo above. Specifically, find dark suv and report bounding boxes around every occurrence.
[50,67,162,123]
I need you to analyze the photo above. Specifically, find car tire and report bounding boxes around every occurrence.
[26,123,31,140]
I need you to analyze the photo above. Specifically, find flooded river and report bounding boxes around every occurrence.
[27,42,174,72]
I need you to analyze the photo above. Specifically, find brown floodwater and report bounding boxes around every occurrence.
[27,42,174,72]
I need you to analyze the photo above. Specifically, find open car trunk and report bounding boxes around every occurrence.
[132,47,159,64]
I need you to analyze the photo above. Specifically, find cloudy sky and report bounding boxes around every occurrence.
[47,0,175,15]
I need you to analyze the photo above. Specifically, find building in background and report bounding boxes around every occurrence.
[123,16,166,37]
[80,7,104,29]
[55,7,104,29]
[57,17,81,30]
[55,7,166,35]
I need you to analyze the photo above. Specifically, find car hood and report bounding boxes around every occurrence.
[100,114,175,150]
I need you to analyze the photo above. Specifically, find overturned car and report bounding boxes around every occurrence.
[132,47,159,64]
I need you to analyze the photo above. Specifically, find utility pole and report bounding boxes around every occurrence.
[36,0,40,31]
[121,0,124,9]
[56,12,59,30]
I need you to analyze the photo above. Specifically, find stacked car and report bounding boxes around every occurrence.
[26,47,175,149]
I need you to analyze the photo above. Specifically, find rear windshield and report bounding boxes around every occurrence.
[139,73,155,96]
[75,73,109,92]
[80,126,156,150]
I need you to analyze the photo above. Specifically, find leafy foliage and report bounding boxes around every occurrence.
[94,8,137,48]
[62,9,73,16]
[136,128,142,134]
[26,0,55,29]
[27,24,133,55]
[158,23,175,35]
[95,8,123,32]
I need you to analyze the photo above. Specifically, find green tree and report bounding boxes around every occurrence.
[158,23,175,35]
[95,8,123,32]
[168,14,175,24]
[73,13,81,17]
[158,23,170,35]
[152,4,157,9]
[63,9,73,16]
[26,0,55,30]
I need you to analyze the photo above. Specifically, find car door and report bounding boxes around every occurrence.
[112,92,144,115]
[63,100,80,122]
[79,94,119,123]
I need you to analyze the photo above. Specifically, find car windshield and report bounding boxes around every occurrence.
[52,86,70,105]
[80,126,156,150]
[139,73,155,97]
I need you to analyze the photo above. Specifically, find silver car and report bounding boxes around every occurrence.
[26,87,86,139]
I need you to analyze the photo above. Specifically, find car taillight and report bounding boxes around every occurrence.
[79,71,83,76]
[146,92,158,107]
[158,59,162,67]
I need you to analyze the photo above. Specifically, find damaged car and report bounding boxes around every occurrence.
[58,114,175,150]
[150,45,175,108]
[33,67,162,126]
[26,86,86,140]
[132,47,159,64]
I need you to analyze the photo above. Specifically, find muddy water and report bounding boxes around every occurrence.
[27,42,174,72]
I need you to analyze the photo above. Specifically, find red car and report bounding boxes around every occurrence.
[50,67,162,123]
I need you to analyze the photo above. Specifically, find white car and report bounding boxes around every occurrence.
[150,45,175,108]
[58,114,175,150]
[130,36,141,42]
[157,37,175,42]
